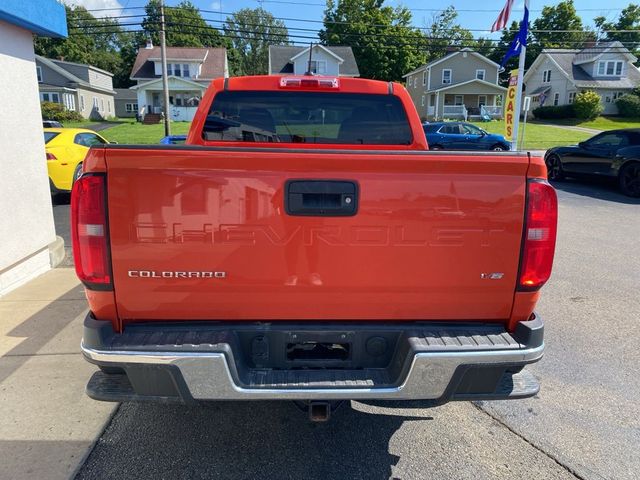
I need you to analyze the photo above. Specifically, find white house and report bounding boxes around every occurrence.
[524,42,640,115]
[130,42,228,122]
[0,1,66,295]
[269,45,360,77]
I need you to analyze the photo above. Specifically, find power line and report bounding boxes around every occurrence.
[256,0,633,14]
[69,20,640,48]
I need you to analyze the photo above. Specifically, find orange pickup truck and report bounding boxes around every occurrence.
[73,75,557,421]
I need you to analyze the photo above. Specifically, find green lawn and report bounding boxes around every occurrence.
[100,121,191,144]
[534,116,640,131]
[474,120,592,150]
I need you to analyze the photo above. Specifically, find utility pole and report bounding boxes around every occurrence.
[160,0,171,136]
[511,0,529,151]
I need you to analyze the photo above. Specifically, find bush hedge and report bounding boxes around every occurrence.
[41,101,83,122]
[615,94,640,117]
[573,90,603,120]
[532,104,575,119]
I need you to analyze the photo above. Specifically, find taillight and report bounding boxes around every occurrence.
[46,152,57,160]
[71,174,112,289]
[518,179,558,291]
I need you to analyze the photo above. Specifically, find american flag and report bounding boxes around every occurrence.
[491,0,516,32]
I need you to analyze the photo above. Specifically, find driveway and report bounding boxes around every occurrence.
[538,123,602,135]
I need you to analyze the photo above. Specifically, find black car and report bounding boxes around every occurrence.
[545,129,640,197]
[43,120,63,128]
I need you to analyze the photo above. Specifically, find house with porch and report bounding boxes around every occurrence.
[523,42,640,116]
[269,45,359,77]
[403,48,506,121]
[130,42,228,122]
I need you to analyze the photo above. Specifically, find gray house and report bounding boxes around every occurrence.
[403,48,506,121]
[524,41,640,116]
[114,88,138,118]
[35,55,115,119]
[269,45,359,77]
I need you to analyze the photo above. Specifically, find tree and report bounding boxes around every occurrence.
[595,4,640,56]
[532,0,591,49]
[142,0,225,48]
[224,8,289,76]
[34,6,135,87]
[425,7,474,61]
[319,0,427,81]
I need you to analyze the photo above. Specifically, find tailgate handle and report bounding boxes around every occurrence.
[285,180,358,216]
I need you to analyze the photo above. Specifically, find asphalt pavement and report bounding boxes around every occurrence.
[50,178,640,480]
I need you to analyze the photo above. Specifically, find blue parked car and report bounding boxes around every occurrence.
[160,135,187,145]
[423,122,510,151]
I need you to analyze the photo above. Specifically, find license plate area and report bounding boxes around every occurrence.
[286,341,351,362]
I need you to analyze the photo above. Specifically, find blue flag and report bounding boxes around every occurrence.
[500,7,529,70]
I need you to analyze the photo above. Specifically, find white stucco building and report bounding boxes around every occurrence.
[0,1,67,295]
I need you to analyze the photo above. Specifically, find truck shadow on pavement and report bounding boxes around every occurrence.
[76,401,432,480]
[551,178,640,204]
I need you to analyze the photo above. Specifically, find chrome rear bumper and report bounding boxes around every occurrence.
[81,316,544,403]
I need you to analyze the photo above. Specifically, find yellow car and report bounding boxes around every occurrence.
[45,128,110,193]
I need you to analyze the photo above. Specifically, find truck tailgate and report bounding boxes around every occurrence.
[105,147,529,323]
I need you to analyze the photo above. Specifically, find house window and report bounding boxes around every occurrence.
[568,92,576,104]
[125,103,139,113]
[543,70,552,83]
[476,69,486,81]
[478,95,487,107]
[93,97,98,109]
[309,60,326,74]
[442,69,452,84]
[422,70,427,86]
[101,99,104,111]
[108,101,111,113]
[421,95,425,106]
[454,95,464,105]
[80,95,85,111]
[183,64,190,77]
[36,66,42,83]
[598,60,624,76]
[553,92,560,106]
[40,92,60,103]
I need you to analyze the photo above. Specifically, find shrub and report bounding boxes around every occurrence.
[532,104,575,119]
[40,101,83,122]
[615,94,640,117]
[573,90,603,120]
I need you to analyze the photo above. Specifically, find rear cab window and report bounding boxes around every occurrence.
[44,132,59,144]
[203,91,413,145]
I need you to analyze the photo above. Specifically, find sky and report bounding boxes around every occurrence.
[66,0,634,41]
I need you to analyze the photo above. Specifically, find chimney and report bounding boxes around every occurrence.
[145,37,154,49]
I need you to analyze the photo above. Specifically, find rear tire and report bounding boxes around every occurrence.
[546,154,565,181]
[618,162,640,197]
[491,144,507,151]
[430,145,444,151]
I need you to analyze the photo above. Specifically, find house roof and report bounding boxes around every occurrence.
[402,48,500,78]
[113,88,138,100]
[130,76,207,91]
[268,45,360,76]
[131,47,227,80]
[50,58,114,77]
[528,48,640,90]
[428,78,507,93]
[573,41,637,65]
